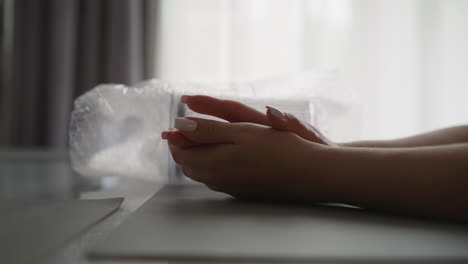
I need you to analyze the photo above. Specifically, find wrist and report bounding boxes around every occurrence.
[295,143,345,202]
[305,144,371,204]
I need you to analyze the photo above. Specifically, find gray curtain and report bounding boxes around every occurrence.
[1,0,154,148]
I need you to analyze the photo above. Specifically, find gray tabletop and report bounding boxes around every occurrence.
[2,150,468,264]
[0,149,165,264]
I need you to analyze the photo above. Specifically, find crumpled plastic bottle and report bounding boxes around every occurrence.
[69,71,359,184]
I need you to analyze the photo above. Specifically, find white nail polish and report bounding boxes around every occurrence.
[175,118,197,131]
[267,106,286,119]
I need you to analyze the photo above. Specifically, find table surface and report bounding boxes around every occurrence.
[2,149,468,264]
[0,149,165,264]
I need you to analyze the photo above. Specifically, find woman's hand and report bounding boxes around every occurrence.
[171,95,336,147]
[162,101,468,221]
[163,117,332,201]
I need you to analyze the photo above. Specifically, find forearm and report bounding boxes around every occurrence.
[341,125,468,148]
[317,143,468,221]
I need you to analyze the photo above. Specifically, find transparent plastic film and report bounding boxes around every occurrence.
[69,71,359,183]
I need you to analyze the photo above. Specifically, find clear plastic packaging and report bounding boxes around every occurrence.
[69,71,359,183]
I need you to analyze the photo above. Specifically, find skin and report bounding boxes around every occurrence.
[342,125,468,148]
[162,95,468,221]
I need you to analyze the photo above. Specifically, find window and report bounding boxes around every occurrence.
[151,0,468,141]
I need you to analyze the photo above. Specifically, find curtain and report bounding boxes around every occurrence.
[348,0,468,140]
[153,0,468,141]
[0,0,153,148]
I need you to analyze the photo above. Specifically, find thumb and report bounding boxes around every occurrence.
[265,106,334,146]
[174,117,242,144]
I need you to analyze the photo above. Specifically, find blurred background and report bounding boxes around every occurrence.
[2,0,468,149]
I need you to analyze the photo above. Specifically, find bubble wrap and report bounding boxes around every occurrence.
[69,71,358,183]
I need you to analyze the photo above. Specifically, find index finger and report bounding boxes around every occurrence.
[181,95,270,125]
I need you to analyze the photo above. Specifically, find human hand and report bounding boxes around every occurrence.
[164,95,335,147]
[163,117,331,200]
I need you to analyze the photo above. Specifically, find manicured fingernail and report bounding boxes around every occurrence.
[161,131,170,139]
[180,95,189,104]
[266,106,286,119]
[175,118,197,131]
